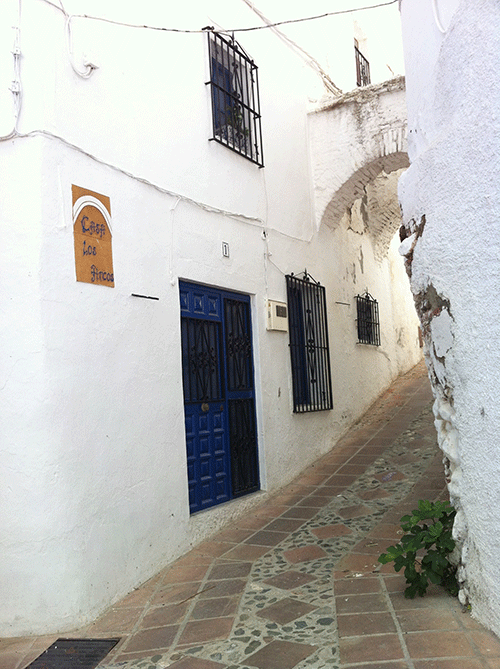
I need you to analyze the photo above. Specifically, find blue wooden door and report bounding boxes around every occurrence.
[180,281,259,514]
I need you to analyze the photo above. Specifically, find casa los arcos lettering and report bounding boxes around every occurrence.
[72,186,114,288]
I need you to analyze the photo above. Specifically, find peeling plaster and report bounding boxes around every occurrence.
[400,216,468,606]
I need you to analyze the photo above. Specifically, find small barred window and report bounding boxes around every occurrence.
[354,38,371,87]
[356,292,380,346]
[286,272,333,413]
[207,32,264,167]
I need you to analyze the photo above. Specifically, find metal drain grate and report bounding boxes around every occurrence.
[27,638,120,669]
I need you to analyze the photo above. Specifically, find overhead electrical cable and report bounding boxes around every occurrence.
[40,0,399,34]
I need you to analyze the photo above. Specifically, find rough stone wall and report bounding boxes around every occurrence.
[399,0,500,633]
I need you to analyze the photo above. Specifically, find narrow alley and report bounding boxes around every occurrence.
[4,362,500,669]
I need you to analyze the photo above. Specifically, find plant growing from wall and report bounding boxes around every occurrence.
[378,499,458,598]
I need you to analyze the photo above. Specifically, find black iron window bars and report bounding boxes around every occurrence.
[286,272,333,413]
[207,32,264,167]
[356,292,380,346]
[354,40,371,87]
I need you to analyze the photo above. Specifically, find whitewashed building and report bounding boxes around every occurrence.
[0,0,420,635]
[399,0,500,637]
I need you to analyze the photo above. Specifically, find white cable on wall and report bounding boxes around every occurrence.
[431,0,447,34]
[1,0,22,140]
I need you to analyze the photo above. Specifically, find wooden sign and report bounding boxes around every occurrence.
[72,185,114,287]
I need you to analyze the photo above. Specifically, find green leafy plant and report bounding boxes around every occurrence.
[378,500,458,598]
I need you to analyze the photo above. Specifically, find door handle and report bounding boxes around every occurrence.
[201,403,209,413]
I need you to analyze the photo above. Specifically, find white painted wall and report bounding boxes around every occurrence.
[1,0,420,636]
[399,0,500,635]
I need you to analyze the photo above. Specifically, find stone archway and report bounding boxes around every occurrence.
[307,75,422,382]
[308,75,409,257]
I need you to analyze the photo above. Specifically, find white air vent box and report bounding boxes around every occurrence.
[266,300,288,332]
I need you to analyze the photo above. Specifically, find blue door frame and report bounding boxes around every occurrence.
[179,281,260,514]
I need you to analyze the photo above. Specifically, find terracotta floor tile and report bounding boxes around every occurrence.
[124,625,179,653]
[405,630,476,658]
[190,596,240,620]
[244,530,287,546]
[210,527,255,544]
[283,545,328,564]
[177,617,235,645]
[335,464,369,476]
[486,660,500,669]
[383,574,409,592]
[0,653,30,669]
[319,485,348,496]
[263,518,305,533]
[27,636,60,652]
[190,541,234,558]
[396,608,460,632]
[469,630,500,656]
[324,474,358,487]
[208,561,252,580]
[338,611,397,636]
[334,552,381,574]
[86,606,143,634]
[114,586,157,608]
[389,589,453,611]
[413,661,483,669]
[169,552,214,567]
[351,537,388,554]
[295,473,331,485]
[221,544,269,561]
[245,640,317,669]
[459,612,487,629]
[335,576,381,596]
[262,570,317,590]
[335,593,389,615]
[347,453,378,464]
[198,578,247,599]
[140,602,189,629]
[257,597,318,624]
[296,495,333,507]
[254,504,290,518]
[235,516,273,531]
[368,524,405,540]
[310,523,352,539]
[150,582,202,606]
[110,648,165,663]
[0,639,38,653]
[279,506,319,520]
[346,662,409,669]
[162,564,210,585]
[337,504,373,519]
[339,633,404,663]
[361,444,390,455]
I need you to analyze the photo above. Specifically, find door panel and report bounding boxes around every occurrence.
[180,281,259,513]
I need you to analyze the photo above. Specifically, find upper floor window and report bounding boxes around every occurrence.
[356,292,380,345]
[286,272,333,413]
[207,32,264,167]
[354,38,371,87]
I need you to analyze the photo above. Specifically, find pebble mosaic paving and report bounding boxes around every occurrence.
[8,363,500,669]
[100,384,442,669]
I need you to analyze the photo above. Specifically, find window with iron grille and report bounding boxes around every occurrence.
[354,39,371,87]
[286,272,333,413]
[356,292,380,345]
[207,32,264,167]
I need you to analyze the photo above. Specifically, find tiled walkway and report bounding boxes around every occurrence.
[4,361,500,669]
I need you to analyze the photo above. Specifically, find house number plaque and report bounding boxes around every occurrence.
[72,184,114,287]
